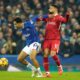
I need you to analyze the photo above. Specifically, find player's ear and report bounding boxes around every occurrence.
[13,21,17,29]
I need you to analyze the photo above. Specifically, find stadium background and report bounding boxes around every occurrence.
[0,0,80,72]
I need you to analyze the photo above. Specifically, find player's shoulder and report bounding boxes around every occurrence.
[55,14,63,20]
[24,20,34,29]
[24,20,30,24]
[23,21,29,28]
[24,20,31,26]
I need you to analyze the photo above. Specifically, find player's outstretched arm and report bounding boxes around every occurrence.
[30,15,39,24]
[58,12,70,23]
[37,14,48,22]
[30,14,48,24]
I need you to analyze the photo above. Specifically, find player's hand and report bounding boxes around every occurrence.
[66,10,73,17]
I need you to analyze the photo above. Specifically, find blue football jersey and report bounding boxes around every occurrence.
[22,16,40,46]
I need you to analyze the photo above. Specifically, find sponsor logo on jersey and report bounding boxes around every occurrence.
[24,34,30,37]
[47,22,56,25]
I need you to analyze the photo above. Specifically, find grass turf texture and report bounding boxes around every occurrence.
[0,71,80,80]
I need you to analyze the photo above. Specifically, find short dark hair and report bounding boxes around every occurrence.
[14,17,22,23]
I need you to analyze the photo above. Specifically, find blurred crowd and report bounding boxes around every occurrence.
[0,0,80,57]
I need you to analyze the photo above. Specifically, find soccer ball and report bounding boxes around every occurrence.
[0,58,8,67]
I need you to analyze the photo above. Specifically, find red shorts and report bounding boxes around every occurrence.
[43,40,60,53]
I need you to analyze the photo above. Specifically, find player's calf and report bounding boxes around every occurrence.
[43,48,50,76]
[18,51,37,77]
[17,51,28,65]
[50,51,63,75]
[30,50,43,77]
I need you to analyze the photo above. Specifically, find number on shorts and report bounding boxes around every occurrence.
[33,43,39,51]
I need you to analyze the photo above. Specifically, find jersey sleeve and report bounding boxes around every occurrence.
[30,15,39,24]
[30,15,48,24]
[37,14,48,22]
[22,22,29,35]
[58,13,69,23]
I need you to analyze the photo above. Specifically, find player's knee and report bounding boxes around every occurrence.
[43,49,49,57]
[50,51,56,57]
[44,52,49,57]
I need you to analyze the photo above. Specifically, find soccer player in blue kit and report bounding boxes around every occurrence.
[14,16,43,77]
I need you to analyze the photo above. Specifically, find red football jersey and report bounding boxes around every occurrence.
[43,14,69,40]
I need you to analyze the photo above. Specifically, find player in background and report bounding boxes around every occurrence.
[13,16,42,77]
[37,4,70,77]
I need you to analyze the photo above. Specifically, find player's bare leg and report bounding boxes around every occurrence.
[17,51,36,75]
[18,51,28,65]
[30,49,42,77]
[50,50,63,75]
[43,48,52,77]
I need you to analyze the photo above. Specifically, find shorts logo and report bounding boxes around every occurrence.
[24,34,30,37]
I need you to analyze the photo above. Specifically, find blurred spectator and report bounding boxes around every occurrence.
[16,35,26,54]
[75,34,80,54]
[6,28,14,40]
[74,24,80,34]
[3,38,17,54]
[1,23,8,38]
[0,0,80,57]
[60,40,74,58]
[70,32,77,45]
[0,31,6,54]
[0,47,7,55]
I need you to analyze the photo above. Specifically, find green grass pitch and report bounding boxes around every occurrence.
[0,71,80,80]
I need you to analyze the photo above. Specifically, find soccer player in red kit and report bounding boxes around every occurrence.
[39,4,69,77]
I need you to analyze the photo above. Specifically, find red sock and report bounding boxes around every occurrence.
[43,57,49,72]
[52,55,61,66]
